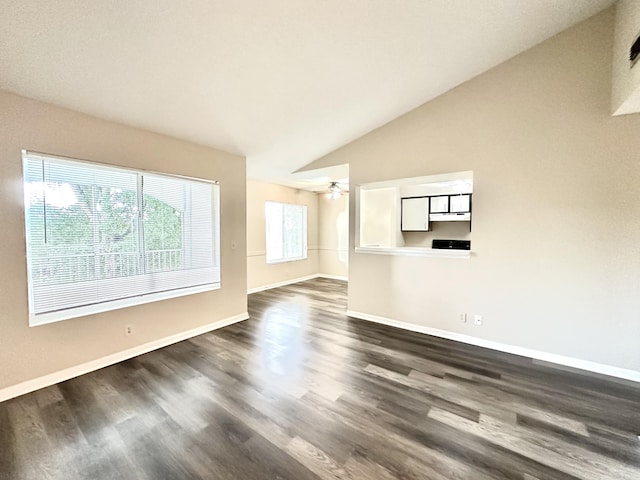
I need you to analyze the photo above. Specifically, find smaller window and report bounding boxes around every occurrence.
[265,201,307,264]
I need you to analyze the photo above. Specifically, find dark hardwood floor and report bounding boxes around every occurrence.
[1,278,639,479]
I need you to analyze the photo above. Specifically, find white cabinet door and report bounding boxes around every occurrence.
[401,197,429,231]
[450,194,470,212]
[430,196,449,213]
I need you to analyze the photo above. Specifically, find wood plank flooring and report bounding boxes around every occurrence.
[1,278,639,479]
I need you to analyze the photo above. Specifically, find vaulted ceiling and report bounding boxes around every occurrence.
[0,0,614,187]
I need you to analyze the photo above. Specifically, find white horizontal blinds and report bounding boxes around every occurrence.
[265,201,284,262]
[23,153,219,318]
[265,201,307,263]
[283,203,306,260]
[142,174,218,291]
[24,156,141,313]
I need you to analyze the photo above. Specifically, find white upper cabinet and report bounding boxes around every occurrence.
[449,194,470,213]
[401,197,429,231]
[429,193,472,225]
[430,196,449,213]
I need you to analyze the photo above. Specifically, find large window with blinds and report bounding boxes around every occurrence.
[23,151,220,326]
[265,201,307,264]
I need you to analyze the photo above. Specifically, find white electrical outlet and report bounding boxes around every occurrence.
[125,324,134,336]
[474,315,482,326]
[459,313,467,323]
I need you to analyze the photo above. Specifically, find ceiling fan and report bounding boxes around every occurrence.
[326,181,349,199]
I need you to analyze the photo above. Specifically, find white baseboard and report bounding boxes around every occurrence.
[0,312,249,403]
[346,310,640,383]
[317,274,348,281]
[247,273,347,294]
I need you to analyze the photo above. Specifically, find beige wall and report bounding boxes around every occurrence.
[301,9,640,372]
[0,90,247,391]
[246,180,319,290]
[318,193,349,278]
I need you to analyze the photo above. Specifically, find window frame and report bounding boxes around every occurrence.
[22,150,221,326]
[264,201,308,264]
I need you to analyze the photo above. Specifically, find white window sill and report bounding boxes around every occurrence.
[29,283,220,327]
[355,246,470,258]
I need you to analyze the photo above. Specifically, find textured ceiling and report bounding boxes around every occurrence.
[0,0,614,188]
